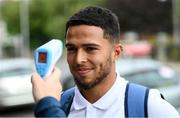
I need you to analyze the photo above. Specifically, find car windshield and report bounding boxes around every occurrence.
[123,69,179,88]
[0,68,32,78]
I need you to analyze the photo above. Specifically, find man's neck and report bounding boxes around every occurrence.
[79,72,117,103]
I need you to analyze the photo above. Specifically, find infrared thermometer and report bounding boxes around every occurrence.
[34,39,63,79]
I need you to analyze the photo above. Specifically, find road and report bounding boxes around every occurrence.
[0,104,34,117]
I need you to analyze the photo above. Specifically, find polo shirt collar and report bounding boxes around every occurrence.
[72,72,127,110]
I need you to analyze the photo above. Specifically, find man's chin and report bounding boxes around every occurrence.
[74,79,95,90]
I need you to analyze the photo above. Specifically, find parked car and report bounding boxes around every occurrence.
[0,58,34,109]
[123,41,152,57]
[61,58,180,111]
[116,58,180,109]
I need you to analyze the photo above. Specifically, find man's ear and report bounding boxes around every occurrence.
[114,43,123,59]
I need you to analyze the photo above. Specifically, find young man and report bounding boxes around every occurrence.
[31,6,179,117]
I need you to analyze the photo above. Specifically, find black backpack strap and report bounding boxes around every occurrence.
[124,83,149,118]
[60,87,75,116]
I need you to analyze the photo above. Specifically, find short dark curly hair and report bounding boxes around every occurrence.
[65,6,120,43]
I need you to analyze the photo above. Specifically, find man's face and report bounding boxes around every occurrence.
[65,25,116,90]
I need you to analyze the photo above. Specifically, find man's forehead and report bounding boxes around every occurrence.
[66,25,103,37]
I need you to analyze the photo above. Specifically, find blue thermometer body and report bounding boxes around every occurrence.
[34,39,63,79]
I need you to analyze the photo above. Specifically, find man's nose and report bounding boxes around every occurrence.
[75,49,87,64]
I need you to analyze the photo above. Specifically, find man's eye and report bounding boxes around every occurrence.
[67,47,76,52]
[86,47,97,51]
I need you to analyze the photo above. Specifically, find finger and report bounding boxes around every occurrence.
[50,67,61,82]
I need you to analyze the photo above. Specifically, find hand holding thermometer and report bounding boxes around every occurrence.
[34,39,63,79]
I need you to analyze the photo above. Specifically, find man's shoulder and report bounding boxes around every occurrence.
[60,87,75,115]
[148,89,179,117]
[61,87,75,104]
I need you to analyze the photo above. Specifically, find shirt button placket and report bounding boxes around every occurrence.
[86,105,93,118]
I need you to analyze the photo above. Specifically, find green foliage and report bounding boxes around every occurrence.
[1,0,105,49]
[166,44,180,61]
[1,1,20,34]
[106,0,173,34]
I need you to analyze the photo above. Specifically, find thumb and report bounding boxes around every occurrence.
[31,72,43,85]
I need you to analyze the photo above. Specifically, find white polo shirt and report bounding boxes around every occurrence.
[68,73,179,118]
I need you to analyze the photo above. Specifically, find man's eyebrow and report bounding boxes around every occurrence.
[65,43,74,47]
[82,43,100,47]
[65,43,100,47]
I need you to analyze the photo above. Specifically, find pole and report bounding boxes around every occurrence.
[20,0,30,57]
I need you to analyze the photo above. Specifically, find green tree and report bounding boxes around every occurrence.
[1,1,20,34]
[106,0,172,34]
